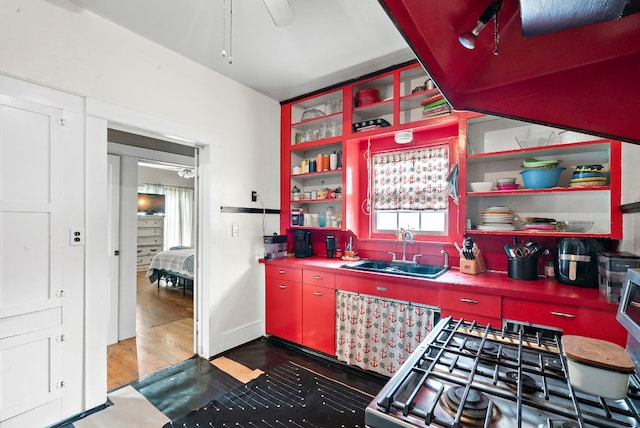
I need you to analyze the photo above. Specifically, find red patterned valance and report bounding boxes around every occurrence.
[373,145,449,210]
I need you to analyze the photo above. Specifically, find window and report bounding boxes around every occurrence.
[372,143,449,234]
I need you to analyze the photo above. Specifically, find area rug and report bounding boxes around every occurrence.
[74,386,170,428]
[211,356,264,383]
[164,360,374,428]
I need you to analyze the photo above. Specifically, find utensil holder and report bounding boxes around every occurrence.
[508,256,539,280]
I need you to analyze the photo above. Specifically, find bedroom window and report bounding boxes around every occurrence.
[138,183,194,248]
[372,143,449,234]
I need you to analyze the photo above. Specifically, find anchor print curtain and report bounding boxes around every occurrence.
[373,145,449,211]
[335,291,437,376]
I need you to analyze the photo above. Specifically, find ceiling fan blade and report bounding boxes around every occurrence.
[263,0,294,27]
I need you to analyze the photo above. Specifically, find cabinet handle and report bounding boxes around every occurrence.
[550,311,576,318]
[460,298,479,304]
[313,275,324,280]
[278,285,287,289]
[278,270,286,275]
[313,291,323,296]
[376,286,387,292]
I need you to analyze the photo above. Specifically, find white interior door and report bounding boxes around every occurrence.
[0,95,65,426]
[107,155,121,345]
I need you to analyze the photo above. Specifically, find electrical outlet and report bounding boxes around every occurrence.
[232,224,239,237]
[251,191,258,202]
[69,227,84,246]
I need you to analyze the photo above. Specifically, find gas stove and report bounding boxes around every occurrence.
[365,317,640,428]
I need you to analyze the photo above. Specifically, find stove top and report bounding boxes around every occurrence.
[365,317,640,428]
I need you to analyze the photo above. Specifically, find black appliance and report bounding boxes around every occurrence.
[325,234,336,258]
[293,230,312,258]
[365,316,640,428]
[556,237,607,287]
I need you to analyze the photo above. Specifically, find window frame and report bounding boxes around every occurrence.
[362,133,460,244]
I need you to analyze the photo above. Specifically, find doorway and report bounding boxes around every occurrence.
[106,130,199,390]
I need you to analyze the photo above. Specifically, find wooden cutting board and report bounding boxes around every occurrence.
[562,335,635,373]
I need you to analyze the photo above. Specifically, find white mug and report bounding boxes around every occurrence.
[292,166,302,174]
[330,153,337,170]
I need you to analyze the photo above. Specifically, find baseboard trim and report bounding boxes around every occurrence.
[46,400,112,428]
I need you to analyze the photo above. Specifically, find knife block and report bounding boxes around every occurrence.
[460,250,486,275]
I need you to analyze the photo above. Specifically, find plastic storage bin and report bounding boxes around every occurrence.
[598,251,640,304]
[263,235,288,260]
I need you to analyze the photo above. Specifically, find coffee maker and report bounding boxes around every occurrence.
[325,234,336,258]
[293,230,313,258]
[556,238,608,287]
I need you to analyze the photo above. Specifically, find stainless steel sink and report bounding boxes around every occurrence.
[341,259,448,279]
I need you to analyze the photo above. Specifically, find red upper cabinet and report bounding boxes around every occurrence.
[280,62,452,234]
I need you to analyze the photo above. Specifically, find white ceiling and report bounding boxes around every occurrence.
[69,0,416,101]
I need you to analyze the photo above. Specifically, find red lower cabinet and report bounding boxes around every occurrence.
[302,284,336,355]
[502,297,626,346]
[265,277,302,344]
[440,288,502,328]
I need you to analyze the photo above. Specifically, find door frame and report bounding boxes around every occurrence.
[85,98,211,408]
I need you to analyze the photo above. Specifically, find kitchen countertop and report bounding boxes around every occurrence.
[262,256,617,311]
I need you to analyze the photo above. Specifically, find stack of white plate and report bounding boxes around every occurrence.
[478,206,516,231]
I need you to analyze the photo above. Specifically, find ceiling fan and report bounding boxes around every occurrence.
[263,0,294,27]
[222,0,293,63]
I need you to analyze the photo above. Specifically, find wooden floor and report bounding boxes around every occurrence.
[107,271,194,390]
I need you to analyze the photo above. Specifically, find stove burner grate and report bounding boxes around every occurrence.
[441,386,500,425]
[463,339,503,359]
[366,318,640,428]
[504,371,539,394]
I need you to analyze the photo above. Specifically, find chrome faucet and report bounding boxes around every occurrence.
[441,249,449,268]
[395,230,420,264]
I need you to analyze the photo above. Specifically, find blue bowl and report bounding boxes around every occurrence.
[520,167,566,189]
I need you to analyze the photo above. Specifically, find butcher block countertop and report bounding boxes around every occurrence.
[262,256,617,312]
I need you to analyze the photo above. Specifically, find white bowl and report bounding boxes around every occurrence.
[469,181,493,192]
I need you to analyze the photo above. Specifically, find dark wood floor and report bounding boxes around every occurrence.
[107,271,194,390]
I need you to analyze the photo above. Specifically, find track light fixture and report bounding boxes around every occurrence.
[458,0,503,50]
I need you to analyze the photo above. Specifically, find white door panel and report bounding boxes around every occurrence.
[0,94,65,424]
[0,99,52,203]
[0,326,62,421]
[107,154,120,345]
[1,212,53,307]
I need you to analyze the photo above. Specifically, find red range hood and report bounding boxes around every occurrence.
[378,0,640,143]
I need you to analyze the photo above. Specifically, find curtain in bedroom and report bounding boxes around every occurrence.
[138,183,194,248]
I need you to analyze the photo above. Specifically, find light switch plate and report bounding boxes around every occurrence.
[232,224,239,237]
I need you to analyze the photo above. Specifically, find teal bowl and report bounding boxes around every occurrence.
[520,167,566,189]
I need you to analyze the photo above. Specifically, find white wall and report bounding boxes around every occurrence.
[620,143,640,255]
[0,0,280,418]
[138,166,195,189]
